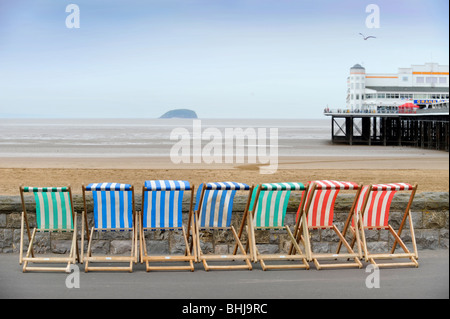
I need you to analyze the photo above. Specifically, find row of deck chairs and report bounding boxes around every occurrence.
[18,180,419,273]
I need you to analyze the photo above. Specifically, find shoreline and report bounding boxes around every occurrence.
[0,155,448,170]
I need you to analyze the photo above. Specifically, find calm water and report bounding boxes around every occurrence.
[0,118,330,157]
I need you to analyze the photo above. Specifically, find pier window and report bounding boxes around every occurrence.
[416,77,424,84]
[426,77,438,84]
[439,77,447,84]
[377,93,385,99]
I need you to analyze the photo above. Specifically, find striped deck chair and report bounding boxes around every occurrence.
[351,183,419,268]
[248,183,310,271]
[194,182,253,271]
[81,183,137,272]
[294,180,363,270]
[19,186,79,273]
[140,180,196,272]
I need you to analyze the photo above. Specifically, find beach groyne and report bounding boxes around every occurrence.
[0,193,448,254]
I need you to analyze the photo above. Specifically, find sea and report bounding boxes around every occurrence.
[0,118,332,158]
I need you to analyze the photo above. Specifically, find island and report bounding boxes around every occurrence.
[159,109,198,119]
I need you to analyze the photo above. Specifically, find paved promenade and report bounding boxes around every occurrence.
[1,250,448,300]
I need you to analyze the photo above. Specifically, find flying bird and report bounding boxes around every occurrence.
[359,33,376,40]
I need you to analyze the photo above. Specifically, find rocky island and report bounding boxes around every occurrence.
[159,109,198,119]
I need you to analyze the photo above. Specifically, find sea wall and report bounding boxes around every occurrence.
[0,192,448,254]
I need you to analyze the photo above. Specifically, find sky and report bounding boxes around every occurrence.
[0,0,448,119]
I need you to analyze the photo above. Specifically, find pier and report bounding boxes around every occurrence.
[325,109,449,151]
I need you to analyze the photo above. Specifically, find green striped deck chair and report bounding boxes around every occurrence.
[82,183,137,272]
[194,182,254,271]
[247,183,311,270]
[19,186,79,273]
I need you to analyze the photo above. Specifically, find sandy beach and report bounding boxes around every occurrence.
[0,154,448,195]
[0,118,448,195]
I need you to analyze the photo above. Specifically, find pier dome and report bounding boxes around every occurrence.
[351,64,365,70]
[350,64,366,75]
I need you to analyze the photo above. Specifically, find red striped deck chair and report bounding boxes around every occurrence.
[294,180,363,270]
[140,180,196,272]
[19,186,79,273]
[194,182,254,271]
[352,183,419,268]
[82,183,138,272]
[248,183,311,271]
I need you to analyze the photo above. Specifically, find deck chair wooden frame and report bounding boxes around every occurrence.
[194,182,254,271]
[139,180,196,272]
[293,180,363,270]
[247,183,311,271]
[348,183,419,268]
[81,183,138,272]
[19,186,79,273]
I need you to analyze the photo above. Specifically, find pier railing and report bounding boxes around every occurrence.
[324,107,449,115]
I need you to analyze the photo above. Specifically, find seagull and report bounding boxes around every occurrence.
[359,33,376,40]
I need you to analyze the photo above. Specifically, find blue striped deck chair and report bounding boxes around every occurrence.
[19,186,79,273]
[82,183,137,272]
[247,183,310,270]
[140,180,196,272]
[194,182,253,271]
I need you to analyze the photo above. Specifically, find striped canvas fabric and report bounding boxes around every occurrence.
[142,180,190,229]
[195,182,250,228]
[85,183,132,191]
[86,183,133,230]
[145,180,191,191]
[354,183,413,229]
[260,182,305,191]
[250,183,305,228]
[23,187,70,193]
[24,187,73,231]
[302,180,359,229]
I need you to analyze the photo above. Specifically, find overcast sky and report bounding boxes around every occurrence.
[0,0,448,119]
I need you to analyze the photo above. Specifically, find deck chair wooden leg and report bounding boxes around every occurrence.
[230,226,252,270]
[195,220,202,263]
[139,213,145,264]
[182,226,195,271]
[247,213,258,262]
[23,228,37,273]
[408,212,419,260]
[191,216,198,263]
[73,212,79,264]
[285,226,309,269]
[387,225,419,267]
[358,211,369,262]
[300,213,312,261]
[332,225,362,268]
[81,212,85,264]
[19,212,25,265]
[84,227,95,272]
[350,211,363,259]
